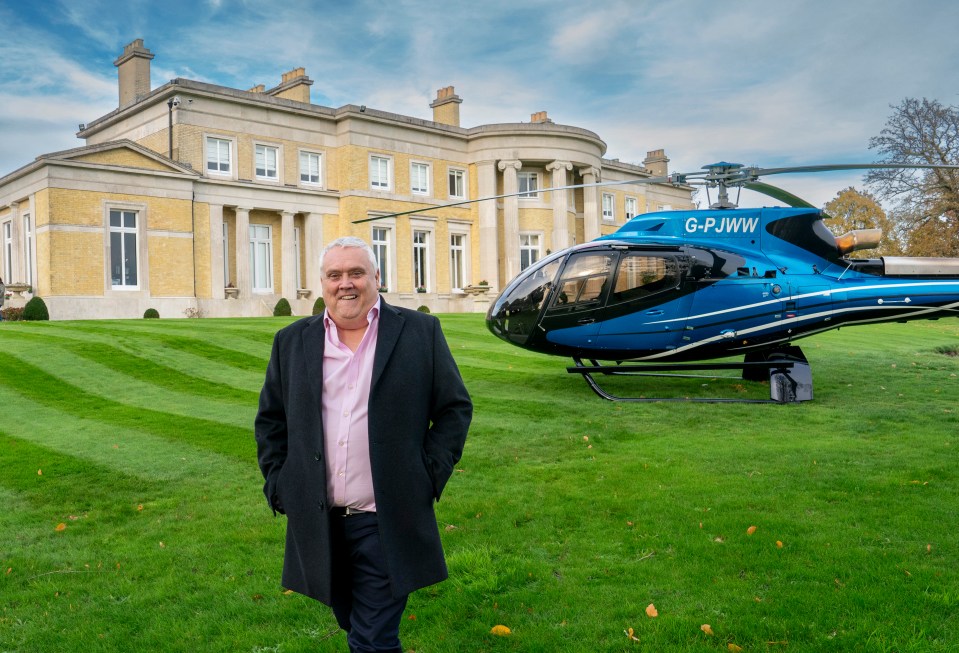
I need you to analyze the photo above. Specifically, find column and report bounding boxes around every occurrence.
[498,159,522,283]
[234,207,251,296]
[579,166,601,242]
[547,160,573,251]
[8,202,21,284]
[209,204,225,296]
[303,211,324,296]
[281,210,295,296]
[476,161,499,290]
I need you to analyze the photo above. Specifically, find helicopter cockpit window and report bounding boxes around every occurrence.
[551,253,614,309]
[610,253,678,303]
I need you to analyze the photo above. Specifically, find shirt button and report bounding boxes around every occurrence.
[343,411,349,417]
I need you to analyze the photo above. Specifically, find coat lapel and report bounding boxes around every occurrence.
[373,300,404,388]
[302,315,326,412]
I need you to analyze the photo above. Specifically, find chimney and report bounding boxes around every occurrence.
[530,111,552,124]
[114,39,155,108]
[248,84,265,93]
[430,86,462,127]
[643,149,669,176]
[267,67,313,103]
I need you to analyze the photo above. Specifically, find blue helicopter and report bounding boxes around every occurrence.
[484,163,959,403]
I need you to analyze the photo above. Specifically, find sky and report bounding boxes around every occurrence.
[1,0,957,210]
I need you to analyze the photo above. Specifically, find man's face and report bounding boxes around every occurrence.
[321,246,380,329]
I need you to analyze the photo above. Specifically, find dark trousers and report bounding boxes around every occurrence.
[329,512,408,653]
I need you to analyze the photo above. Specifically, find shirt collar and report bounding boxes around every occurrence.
[323,296,381,332]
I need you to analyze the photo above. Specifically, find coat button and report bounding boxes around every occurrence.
[317,501,325,511]
[314,451,322,461]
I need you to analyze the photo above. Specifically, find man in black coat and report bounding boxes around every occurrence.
[255,237,472,652]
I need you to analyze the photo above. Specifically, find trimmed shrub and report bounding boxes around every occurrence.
[143,308,160,319]
[22,296,49,321]
[312,297,326,316]
[417,305,431,313]
[274,297,292,317]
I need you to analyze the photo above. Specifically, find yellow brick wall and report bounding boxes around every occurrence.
[149,236,195,295]
[193,202,212,299]
[73,149,172,171]
[48,230,105,295]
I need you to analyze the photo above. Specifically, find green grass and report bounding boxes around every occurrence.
[1,315,957,652]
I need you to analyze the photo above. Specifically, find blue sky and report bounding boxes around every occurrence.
[1,0,957,209]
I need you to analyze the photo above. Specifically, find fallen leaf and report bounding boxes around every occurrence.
[625,627,639,641]
[251,594,263,601]
[6,567,11,575]
[729,644,743,652]
[444,524,457,531]
[645,603,658,618]
[490,624,511,636]
[55,523,66,532]
[159,541,166,548]
[137,504,144,512]
[714,536,725,543]
[283,589,294,595]
[927,544,932,553]
[747,525,757,535]
[776,540,784,548]
[408,614,416,620]
[583,436,589,442]
[37,469,42,475]
[701,624,714,636]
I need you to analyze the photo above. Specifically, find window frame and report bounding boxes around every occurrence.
[22,213,33,286]
[2,220,12,282]
[108,207,141,291]
[410,161,431,196]
[299,150,323,187]
[370,220,396,291]
[254,142,280,182]
[625,196,638,220]
[602,193,615,221]
[448,227,470,292]
[518,171,539,199]
[448,167,467,199]
[370,154,393,191]
[249,223,274,294]
[520,232,542,271]
[205,135,235,178]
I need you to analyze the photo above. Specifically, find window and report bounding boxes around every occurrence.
[520,233,541,270]
[249,224,273,292]
[110,209,139,288]
[23,214,32,285]
[518,171,538,198]
[2,221,11,281]
[450,233,467,291]
[602,193,615,221]
[371,227,391,290]
[625,197,638,220]
[370,155,392,190]
[448,168,466,199]
[411,162,430,195]
[552,253,615,308]
[300,151,322,185]
[206,137,232,175]
[611,253,679,303]
[222,222,230,285]
[413,230,430,291]
[255,144,278,180]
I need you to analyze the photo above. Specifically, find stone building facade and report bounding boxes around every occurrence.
[0,39,693,319]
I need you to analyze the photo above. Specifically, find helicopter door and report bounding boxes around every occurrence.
[591,251,690,355]
[539,250,616,348]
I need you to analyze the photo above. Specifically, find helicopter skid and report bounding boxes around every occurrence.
[569,348,813,403]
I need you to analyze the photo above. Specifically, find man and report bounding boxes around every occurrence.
[255,236,472,652]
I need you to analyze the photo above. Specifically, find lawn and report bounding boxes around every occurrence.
[0,315,957,652]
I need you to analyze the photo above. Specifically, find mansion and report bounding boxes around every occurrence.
[0,39,694,319]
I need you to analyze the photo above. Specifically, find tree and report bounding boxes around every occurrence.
[865,98,959,256]
[822,187,902,256]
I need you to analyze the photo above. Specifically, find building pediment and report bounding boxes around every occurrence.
[39,140,197,176]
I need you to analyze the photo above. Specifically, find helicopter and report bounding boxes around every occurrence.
[354,161,959,403]
[484,162,959,402]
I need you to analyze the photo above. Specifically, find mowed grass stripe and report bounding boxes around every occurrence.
[2,329,260,407]
[0,352,255,461]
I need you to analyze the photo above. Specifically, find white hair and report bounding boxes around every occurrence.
[319,236,379,272]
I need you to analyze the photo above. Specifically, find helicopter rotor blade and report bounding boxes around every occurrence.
[742,181,816,209]
[350,175,677,224]
[741,162,959,179]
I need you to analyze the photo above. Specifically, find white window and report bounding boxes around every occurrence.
[222,222,230,285]
[450,232,467,291]
[413,230,430,291]
[520,233,541,270]
[370,155,392,190]
[294,226,302,289]
[448,168,466,199]
[249,224,273,293]
[602,193,615,221]
[23,214,32,286]
[657,204,673,212]
[2,221,12,282]
[625,197,638,220]
[371,226,391,290]
[300,151,322,185]
[518,171,538,198]
[255,144,278,180]
[411,162,430,195]
[206,137,232,175]
[110,209,139,289]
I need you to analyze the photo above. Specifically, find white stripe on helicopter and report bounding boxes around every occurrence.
[646,281,959,325]
[631,299,959,361]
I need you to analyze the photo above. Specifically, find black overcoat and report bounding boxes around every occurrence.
[255,301,472,604]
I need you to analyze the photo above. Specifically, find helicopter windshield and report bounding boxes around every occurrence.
[486,254,563,345]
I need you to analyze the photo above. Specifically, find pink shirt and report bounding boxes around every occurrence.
[321,299,380,511]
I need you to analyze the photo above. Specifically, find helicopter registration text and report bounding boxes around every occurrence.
[684,216,760,235]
